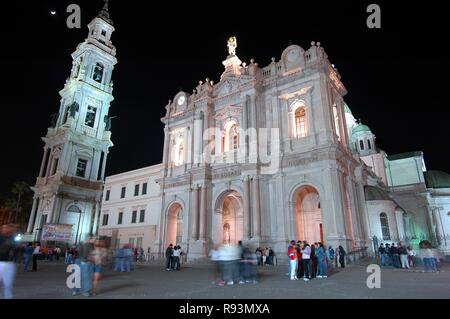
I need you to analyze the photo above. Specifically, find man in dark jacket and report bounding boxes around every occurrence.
[390,243,400,268]
[165,244,173,271]
[378,243,386,267]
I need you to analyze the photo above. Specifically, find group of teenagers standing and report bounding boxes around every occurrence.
[287,240,346,281]
[165,244,184,271]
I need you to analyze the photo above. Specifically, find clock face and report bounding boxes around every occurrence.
[177,96,186,106]
[287,49,299,63]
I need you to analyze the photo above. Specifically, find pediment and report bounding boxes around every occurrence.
[214,105,242,121]
[215,79,240,97]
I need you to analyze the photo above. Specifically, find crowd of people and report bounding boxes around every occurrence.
[378,240,443,272]
[286,240,346,281]
[209,241,258,286]
[255,247,275,266]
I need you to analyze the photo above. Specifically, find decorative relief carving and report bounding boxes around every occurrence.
[214,106,242,122]
[213,166,242,180]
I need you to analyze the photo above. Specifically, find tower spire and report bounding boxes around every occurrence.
[98,0,113,25]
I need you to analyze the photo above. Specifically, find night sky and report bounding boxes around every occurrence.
[0,1,449,198]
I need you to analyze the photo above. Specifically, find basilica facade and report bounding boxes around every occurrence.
[25,4,450,261]
[98,38,450,260]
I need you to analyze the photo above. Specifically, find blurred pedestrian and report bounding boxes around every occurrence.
[23,242,33,272]
[338,246,346,268]
[32,242,41,272]
[91,240,107,297]
[72,234,94,297]
[316,243,328,278]
[0,225,17,299]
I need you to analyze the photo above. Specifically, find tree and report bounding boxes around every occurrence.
[10,181,31,225]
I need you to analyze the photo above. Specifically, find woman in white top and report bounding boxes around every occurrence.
[407,246,416,268]
[172,245,181,270]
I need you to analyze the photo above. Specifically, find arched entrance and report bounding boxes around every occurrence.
[214,191,244,245]
[165,202,183,247]
[293,185,323,244]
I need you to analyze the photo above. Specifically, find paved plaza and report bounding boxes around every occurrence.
[9,258,450,299]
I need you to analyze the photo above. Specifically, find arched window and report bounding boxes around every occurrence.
[93,63,104,83]
[223,121,239,152]
[380,213,391,240]
[368,139,372,150]
[360,140,364,151]
[295,107,307,138]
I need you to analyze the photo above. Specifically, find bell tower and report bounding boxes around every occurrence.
[26,1,117,244]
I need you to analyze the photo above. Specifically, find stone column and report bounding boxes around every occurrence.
[287,111,294,139]
[243,176,251,239]
[39,148,49,177]
[347,175,362,243]
[162,126,170,165]
[433,207,445,246]
[27,197,39,233]
[100,152,108,181]
[199,185,207,240]
[45,153,54,178]
[191,186,200,240]
[425,205,438,247]
[395,210,406,241]
[252,176,261,239]
[46,196,57,225]
[92,202,100,236]
[250,95,257,130]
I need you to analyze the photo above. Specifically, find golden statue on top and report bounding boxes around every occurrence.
[227,36,237,56]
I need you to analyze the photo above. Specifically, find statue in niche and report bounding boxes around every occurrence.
[69,102,79,118]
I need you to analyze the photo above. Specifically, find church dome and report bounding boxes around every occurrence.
[352,123,371,134]
[364,186,392,201]
[424,171,450,189]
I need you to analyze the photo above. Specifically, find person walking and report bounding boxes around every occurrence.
[23,243,33,272]
[55,246,61,262]
[32,242,41,272]
[73,234,95,297]
[0,225,17,299]
[338,246,346,268]
[90,240,107,297]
